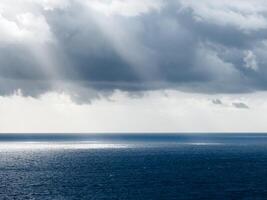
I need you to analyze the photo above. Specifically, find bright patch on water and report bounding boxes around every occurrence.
[186,142,223,146]
[0,142,130,151]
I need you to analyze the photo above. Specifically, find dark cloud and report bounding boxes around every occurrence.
[1,1,267,99]
[212,99,223,105]
[232,102,250,109]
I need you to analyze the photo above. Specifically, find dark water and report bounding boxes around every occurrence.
[1,134,267,199]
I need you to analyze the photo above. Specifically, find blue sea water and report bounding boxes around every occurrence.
[1,134,267,199]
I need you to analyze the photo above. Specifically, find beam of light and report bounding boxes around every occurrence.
[0,5,64,92]
[85,3,161,83]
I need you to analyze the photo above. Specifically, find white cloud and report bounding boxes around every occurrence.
[17,13,54,43]
[243,50,258,71]
[37,0,70,11]
[0,14,22,43]
[0,12,53,44]
[86,0,163,17]
[180,0,267,31]
[1,90,267,133]
[0,0,55,44]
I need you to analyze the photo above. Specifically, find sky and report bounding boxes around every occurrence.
[1,0,267,133]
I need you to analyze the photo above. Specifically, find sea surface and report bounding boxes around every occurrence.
[1,134,267,199]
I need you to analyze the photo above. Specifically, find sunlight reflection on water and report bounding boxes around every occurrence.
[185,142,223,146]
[0,142,131,151]
[0,141,225,151]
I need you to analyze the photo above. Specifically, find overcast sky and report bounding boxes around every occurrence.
[1,0,267,132]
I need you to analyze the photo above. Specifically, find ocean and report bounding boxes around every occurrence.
[1,134,267,199]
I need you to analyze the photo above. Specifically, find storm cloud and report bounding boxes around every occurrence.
[1,0,267,99]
